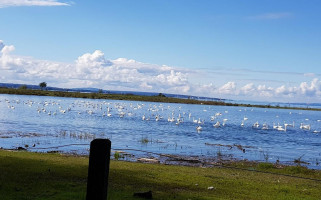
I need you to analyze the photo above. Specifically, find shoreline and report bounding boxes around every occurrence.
[2,146,316,172]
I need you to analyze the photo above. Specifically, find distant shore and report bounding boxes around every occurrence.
[1,87,321,111]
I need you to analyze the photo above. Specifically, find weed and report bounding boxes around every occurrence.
[217,147,223,157]
[294,154,309,166]
[114,151,124,160]
[140,136,149,144]
[275,156,280,165]
[262,150,270,162]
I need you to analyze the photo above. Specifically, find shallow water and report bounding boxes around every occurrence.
[0,94,320,169]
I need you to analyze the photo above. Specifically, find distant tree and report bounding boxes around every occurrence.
[158,93,166,97]
[98,89,103,94]
[19,84,27,90]
[39,82,47,90]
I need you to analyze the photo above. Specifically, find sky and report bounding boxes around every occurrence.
[0,0,321,103]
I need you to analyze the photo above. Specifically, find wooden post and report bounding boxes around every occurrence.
[86,139,111,200]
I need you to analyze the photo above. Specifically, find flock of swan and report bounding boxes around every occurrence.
[3,98,321,134]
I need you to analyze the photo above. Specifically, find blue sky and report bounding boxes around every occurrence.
[1,0,321,103]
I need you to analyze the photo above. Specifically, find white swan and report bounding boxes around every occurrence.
[262,123,268,130]
[196,126,202,131]
[213,121,220,128]
[222,119,228,126]
[300,123,311,130]
[252,121,259,128]
[193,117,198,123]
[284,121,295,128]
[119,112,125,118]
[276,124,287,132]
[168,117,175,122]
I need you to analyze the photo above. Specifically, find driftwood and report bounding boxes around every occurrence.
[137,158,160,163]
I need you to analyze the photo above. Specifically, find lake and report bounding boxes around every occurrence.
[0,94,320,169]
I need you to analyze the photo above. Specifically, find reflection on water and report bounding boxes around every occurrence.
[0,94,321,169]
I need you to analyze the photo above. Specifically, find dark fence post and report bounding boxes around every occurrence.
[86,139,111,200]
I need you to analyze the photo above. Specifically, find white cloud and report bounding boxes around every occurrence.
[237,80,321,102]
[0,0,70,8]
[0,41,192,95]
[219,82,236,95]
[1,40,321,103]
[257,85,274,97]
[76,50,112,68]
[299,78,321,97]
[140,82,153,90]
[275,85,295,98]
[240,83,256,95]
[0,40,15,55]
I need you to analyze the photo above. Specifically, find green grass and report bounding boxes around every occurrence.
[1,87,320,111]
[1,150,321,199]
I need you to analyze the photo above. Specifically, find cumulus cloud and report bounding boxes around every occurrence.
[271,79,321,99]
[275,85,289,96]
[76,50,112,68]
[237,79,321,102]
[0,40,192,94]
[240,84,274,98]
[257,85,274,97]
[240,83,256,95]
[1,40,321,103]
[299,78,321,97]
[219,82,236,95]
[0,41,15,55]
[0,0,70,8]
[1,45,15,55]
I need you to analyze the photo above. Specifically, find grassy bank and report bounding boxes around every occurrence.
[0,87,320,111]
[1,150,321,199]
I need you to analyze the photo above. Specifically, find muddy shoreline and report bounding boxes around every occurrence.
[1,145,309,170]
